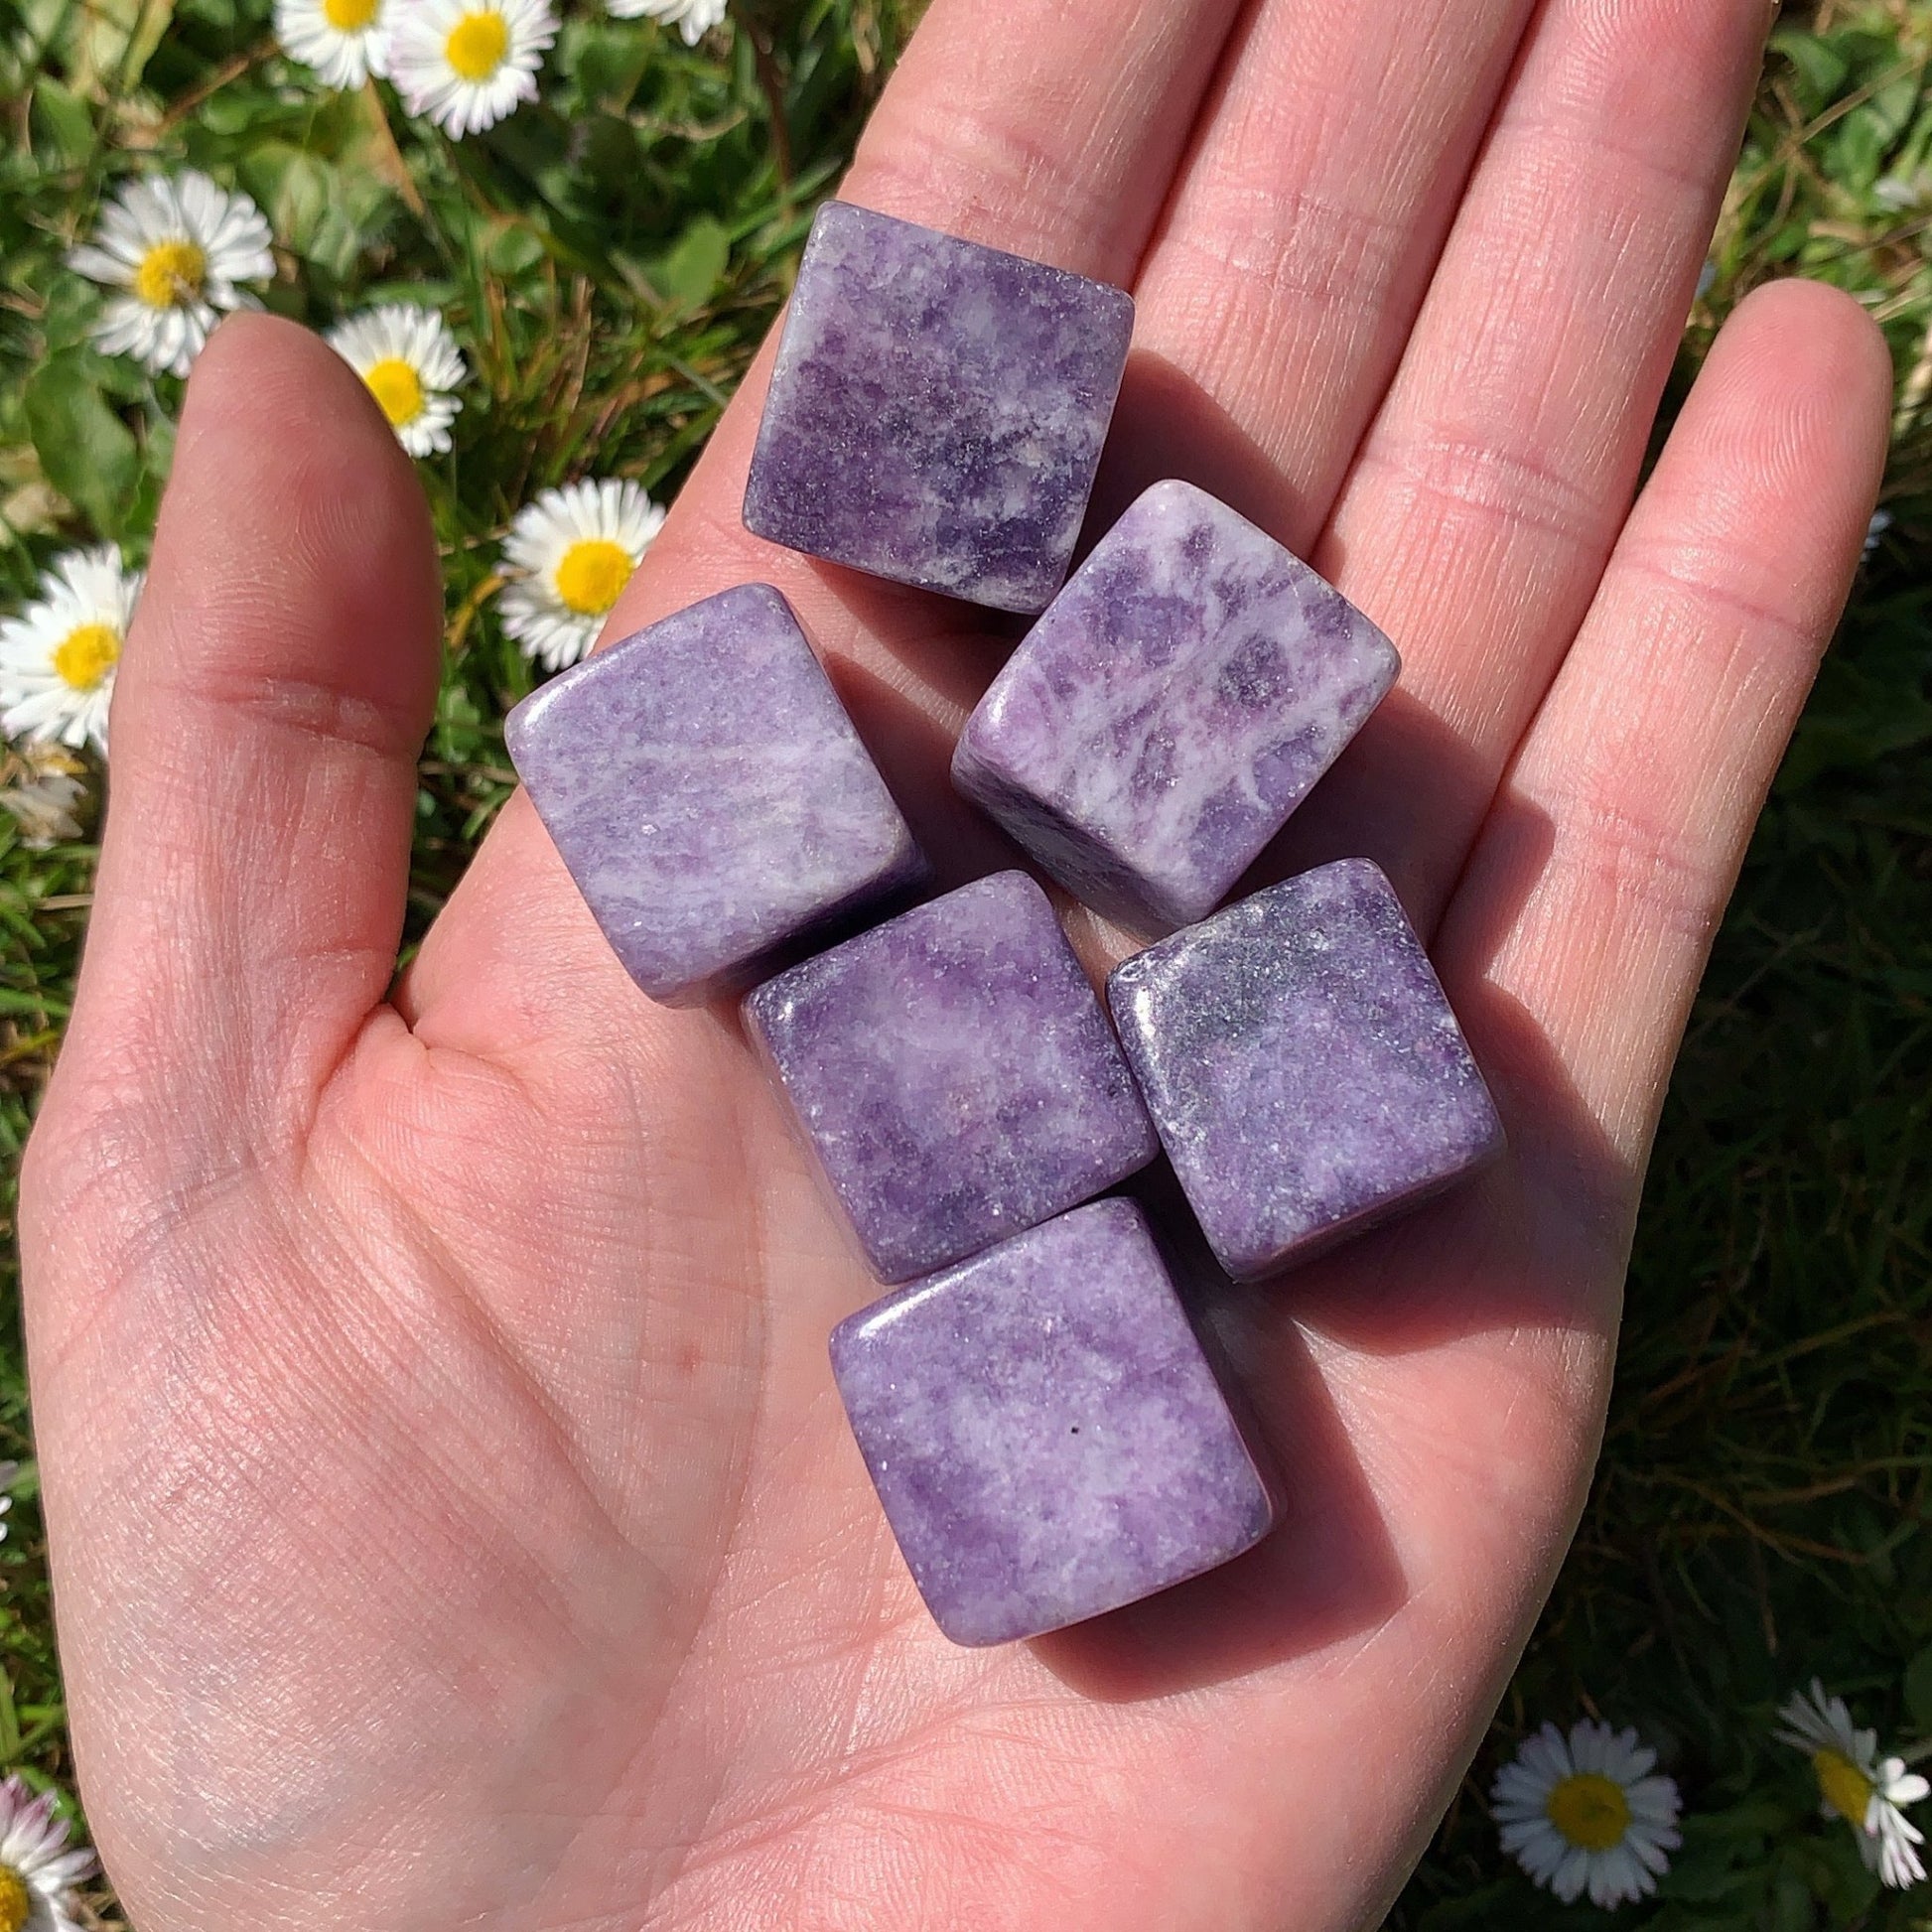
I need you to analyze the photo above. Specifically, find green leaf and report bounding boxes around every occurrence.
[65,0,176,96]
[1771,25,1852,106]
[30,78,93,168]
[23,349,139,542]
[626,216,732,314]
[484,221,547,278]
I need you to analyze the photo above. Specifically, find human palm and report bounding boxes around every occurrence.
[21,0,1888,1924]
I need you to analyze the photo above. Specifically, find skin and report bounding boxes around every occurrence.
[19,0,1891,1923]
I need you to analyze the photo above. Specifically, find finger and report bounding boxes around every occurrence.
[1100,0,1536,544]
[1270,0,1773,928]
[1439,279,1890,1192]
[53,314,442,1145]
[846,0,1245,277]
[402,0,1248,1038]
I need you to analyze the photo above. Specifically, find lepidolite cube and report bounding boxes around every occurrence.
[954,481,1399,930]
[743,202,1134,615]
[831,1198,1277,1646]
[1108,859,1503,1281]
[505,584,923,1007]
[744,871,1157,1281]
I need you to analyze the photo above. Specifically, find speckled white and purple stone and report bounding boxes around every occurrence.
[830,1198,1277,1646]
[1108,859,1504,1282]
[953,481,1400,930]
[742,202,1135,616]
[744,871,1158,1282]
[504,584,924,1008]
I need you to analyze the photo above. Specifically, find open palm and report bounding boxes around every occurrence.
[22,0,1889,1924]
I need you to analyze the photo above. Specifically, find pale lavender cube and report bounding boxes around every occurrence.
[954,481,1400,930]
[1108,859,1503,1281]
[743,202,1134,615]
[830,1198,1277,1646]
[744,871,1157,1281]
[505,584,923,1007]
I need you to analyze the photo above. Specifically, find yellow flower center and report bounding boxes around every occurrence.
[0,1863,30,1932]
[1814,1748,1874,1827]
[445,9,508,79]
[362,356,425,427]
[323,0,378,28]
[53,621,120,693]
[1545,1772,1633,1853]
[552,538,633,617]
[133,237,207,311]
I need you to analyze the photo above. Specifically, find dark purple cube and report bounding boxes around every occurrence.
[954,481,1399,930]
[830,1198,1277,1646]
[1108,859,1503,1280]
[505,584,923,1007]
[744,871,1157,1281]
[743,202,1134,615]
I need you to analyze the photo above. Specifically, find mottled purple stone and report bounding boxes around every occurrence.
[742,202,1135,615]
[1108,859,1503,1281]
[830,1198,1277,1646]
[504,584,924,1007]
[954,481,1400,930]
[744,871,1157,1281]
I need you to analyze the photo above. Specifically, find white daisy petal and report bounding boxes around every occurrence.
[0,1774,94,1932]
[603,0,726,42]
[69,170,274,377]
[498,477,665,670]
[0,546,142,759]
[387,0,557,138]
[1523,1724,1575,1781]
[327,305,469,457]
[1550,1843,1590,1902]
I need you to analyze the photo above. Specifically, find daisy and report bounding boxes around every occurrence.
[327,304,468,456]
[275,0,390,88]
[387,0,557,138]
[0,1774,95,1932]
[0,1462,15,1546]
[498,478,664,669]
[0,751,86,849]
[1777,1679,1929,1888]
[0,547,144,759]
[69,170,275,378]
[605,0,728,45]
[1491,1719,1682,1909]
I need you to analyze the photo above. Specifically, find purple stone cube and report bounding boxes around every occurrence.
[744,871,1157,1281]
[505,584,924,1007]
[742,202,1134,615]
[830,1198,1277,1646]
[954,481,1400,930]
[1108,859,1503,1281]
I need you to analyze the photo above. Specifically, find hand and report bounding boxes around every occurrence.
[23,0,1888,1924]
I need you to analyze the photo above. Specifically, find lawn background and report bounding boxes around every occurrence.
[1,0,1929,1924]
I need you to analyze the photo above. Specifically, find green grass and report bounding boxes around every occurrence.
[2,0,1930,1924]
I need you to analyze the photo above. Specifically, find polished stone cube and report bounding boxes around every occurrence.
[954,481,1399,930]
[830,1198,1277,1646]
[744,871,1157,1281]
[505,584,923,1007]
[742,201,1134,615]
[1108,859,1503,1280]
